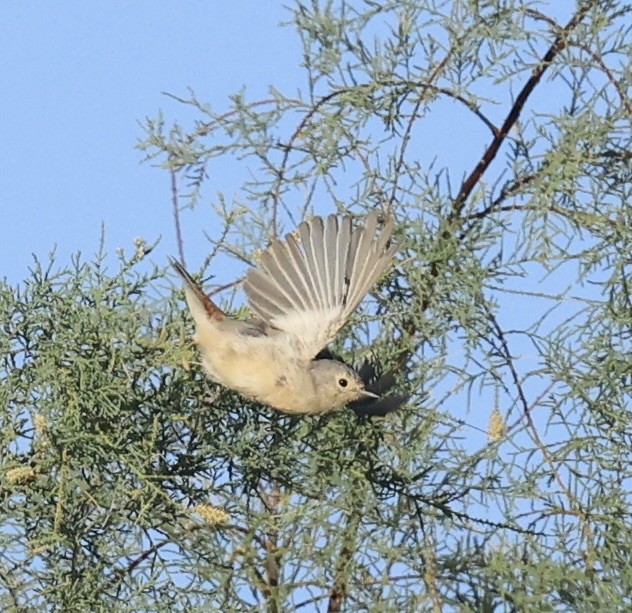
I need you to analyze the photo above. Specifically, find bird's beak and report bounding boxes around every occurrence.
[360,389,380,399]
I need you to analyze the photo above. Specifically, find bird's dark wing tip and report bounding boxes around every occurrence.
[349,393,409,417]
[352,365,408,417]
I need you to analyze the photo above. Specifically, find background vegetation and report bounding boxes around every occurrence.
[2,1,630,610]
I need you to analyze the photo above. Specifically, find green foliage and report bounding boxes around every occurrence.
[3,0,632,610]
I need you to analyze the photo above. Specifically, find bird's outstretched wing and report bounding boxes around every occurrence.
[243,211,397,360]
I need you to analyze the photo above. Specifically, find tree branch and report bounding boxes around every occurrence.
[452,3,594,214]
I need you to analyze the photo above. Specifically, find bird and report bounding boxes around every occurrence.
[171,210,399,415]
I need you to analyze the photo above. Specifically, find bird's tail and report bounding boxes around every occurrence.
[169,257,226,322]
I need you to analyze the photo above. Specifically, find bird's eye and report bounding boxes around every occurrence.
[338,378,348,388]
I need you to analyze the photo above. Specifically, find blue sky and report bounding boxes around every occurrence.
[1,2,302,282]
[2,2,575,284]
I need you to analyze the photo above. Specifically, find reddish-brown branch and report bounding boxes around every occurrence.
[452,4,594,215]
[525,8,632,117]
[327,512,361,612]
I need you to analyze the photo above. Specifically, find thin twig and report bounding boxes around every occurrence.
[171,166,186,265]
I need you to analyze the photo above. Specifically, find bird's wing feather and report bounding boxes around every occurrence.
[243,211,397,359]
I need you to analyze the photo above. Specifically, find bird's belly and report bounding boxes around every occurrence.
[198,335,311,411]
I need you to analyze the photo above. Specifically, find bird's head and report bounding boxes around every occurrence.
[309,359,378,410]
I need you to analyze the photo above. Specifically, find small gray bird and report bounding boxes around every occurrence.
[171,210,398,415]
